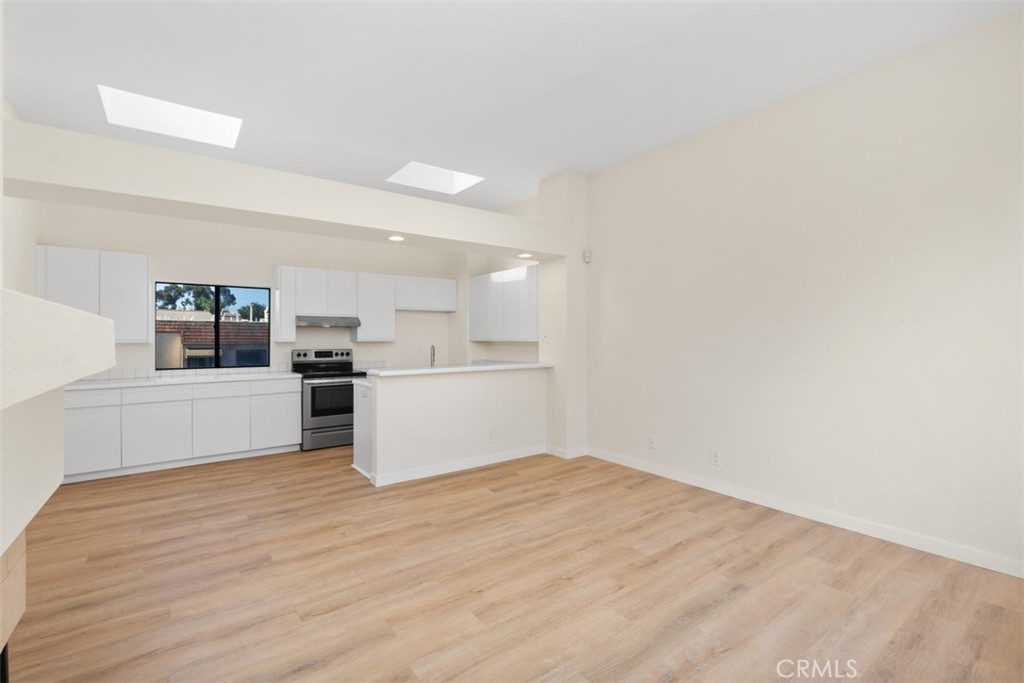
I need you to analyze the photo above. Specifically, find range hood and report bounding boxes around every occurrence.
[295,315,361,328]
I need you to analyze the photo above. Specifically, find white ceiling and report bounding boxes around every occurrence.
[4,1,1018,211]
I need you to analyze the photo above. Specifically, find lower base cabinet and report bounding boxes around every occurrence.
[251,392,301,449]
[122,401,193,467]
[65,377,301,478]
[65,405,121,475]
[353,383,373,475]
[193,382,252,458]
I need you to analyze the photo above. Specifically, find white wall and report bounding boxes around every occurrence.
[1,199,35,295]
[586,15,1022,574]
[1,389,63,551]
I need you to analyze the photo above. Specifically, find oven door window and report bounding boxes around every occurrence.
[309,383,353,418]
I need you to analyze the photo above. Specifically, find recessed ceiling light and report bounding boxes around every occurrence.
[387,161,483,195]
[97,84,243,148]
[388,235,405,242]
[517,253,533,259]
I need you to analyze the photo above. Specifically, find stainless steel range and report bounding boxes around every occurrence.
[292,348,367,451]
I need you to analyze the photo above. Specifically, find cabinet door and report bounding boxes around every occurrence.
[432,278,458,312]
[251,392,301,449]
[43,245,100,314]
[100,250,150,343]
[352,273,396,342]
[353,383,374,475]
[504,265,538,341]
[521,265,539,340]
[327,270,358,316]
[468,274,490,340]
[122,401,193,467]
[395,276,457,312]
[65,406,121,475]
[487,276,506,340]
[275,266,297,342]
[193,396,250,458]
[294,266,328,315]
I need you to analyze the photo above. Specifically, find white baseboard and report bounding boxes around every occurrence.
[351,462,375,485]
[63,445,300,484]
[373,445,546,487]
[546,445,588,459]
[589,448,1023,579]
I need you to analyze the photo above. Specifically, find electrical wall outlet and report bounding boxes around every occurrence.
[648,435,657,449]
[488,430,497,443]
[710,450,721,467]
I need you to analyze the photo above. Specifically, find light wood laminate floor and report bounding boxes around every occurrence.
[10,448,1023,682]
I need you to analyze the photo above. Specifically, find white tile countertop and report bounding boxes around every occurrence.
[66,371,302,391]
[366,361,552,378]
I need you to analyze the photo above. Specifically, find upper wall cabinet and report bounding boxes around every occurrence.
[294,266,357,316]
[352,272,396,342]
[274,266,297,343]
[275,266,457,343]
[36,245,151,343]
[99,251,151,342]
[395,276,457,312]
[468,265,538,342]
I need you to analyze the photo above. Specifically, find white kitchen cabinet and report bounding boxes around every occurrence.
[122,400,193,467]
[251,385,301,450]
[37,245,150,343]
[100,250,150,342]
[192,382,251,458]
[395,276,457,312]
[353,382,374,476]
[64,376,300,480]
[487,275,506,340]
[294,266,328,315]
[353,272,396,342]
[327,270,358,315]
[64,389,122,475]
[294,266,358,317]
[468,274,490,340]
[274,265,297,342]
[508,265,538,340]
[468,265,538,341]
[39,245,100,314]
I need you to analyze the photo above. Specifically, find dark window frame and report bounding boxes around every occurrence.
[154,281,271,371]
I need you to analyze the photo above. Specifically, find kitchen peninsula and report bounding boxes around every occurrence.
[352,362,552,486]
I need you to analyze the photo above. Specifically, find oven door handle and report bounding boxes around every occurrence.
[302,378,355,386]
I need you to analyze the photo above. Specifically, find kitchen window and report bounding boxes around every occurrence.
[154,282,270,370]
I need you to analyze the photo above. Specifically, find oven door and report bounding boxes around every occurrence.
[302,378,354,430]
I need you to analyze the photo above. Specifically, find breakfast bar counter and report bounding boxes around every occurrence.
[353,362,552,486]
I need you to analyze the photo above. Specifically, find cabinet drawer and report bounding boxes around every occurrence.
[193,381,251,399]
[122,385,193,404]
[251,378,301,395]
[65,388,122,409]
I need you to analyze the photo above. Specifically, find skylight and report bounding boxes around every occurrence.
[97,85,243,148]
[386,161,483,195]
